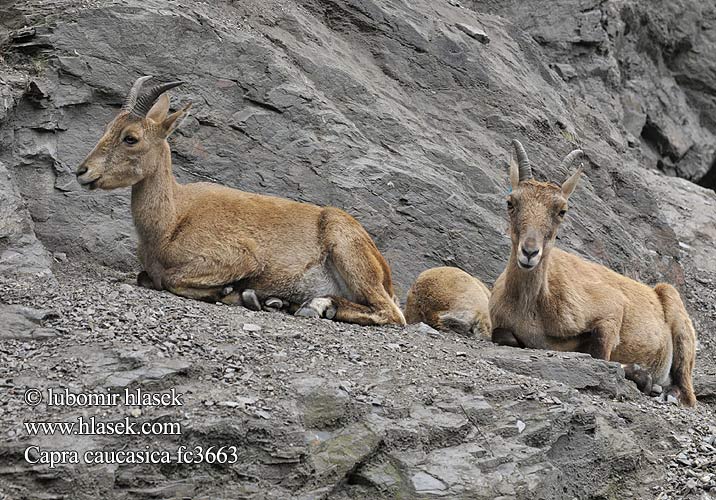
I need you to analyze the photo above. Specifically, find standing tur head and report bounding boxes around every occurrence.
[76,76,191,190]
[505,140,584,270]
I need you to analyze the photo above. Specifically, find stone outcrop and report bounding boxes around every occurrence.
[1,1,715,498]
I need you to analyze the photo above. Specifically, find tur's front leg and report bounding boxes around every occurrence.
[137,270,228,303]
[165,283,227,303]
[585,317,654,397]
[158,250,260,304]
[583,317,621,360]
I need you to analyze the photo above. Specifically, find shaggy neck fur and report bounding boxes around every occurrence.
[504,244,554,309]
[130,142,178,244]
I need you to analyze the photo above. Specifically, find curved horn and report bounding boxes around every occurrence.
[122,75,152,112]
[561,149,584,168]
[130,80,185,117]
[511,139,532,181]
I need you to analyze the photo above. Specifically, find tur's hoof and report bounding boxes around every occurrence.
[492,328,523,347]
[324,302,337,320]
[218,285,242,306]
[295,298,336,319]
[295,305,320,318]
[622,363,653,395]
[137,271,154,289]
[241,289,262,311]
[663,386,682,405]
[264,297,286,311]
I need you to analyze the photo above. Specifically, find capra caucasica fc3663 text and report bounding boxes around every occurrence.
[76,76,405,326]
[488,140,697,406]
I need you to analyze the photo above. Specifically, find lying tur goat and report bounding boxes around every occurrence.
[489,140,697,406]
[76,76,405,327]
[405,266,491,337]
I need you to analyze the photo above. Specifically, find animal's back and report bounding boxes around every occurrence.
[175,181,384,304]
[177,181,324,253]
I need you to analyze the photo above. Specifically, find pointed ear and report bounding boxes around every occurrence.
[146,94,170,123]
[509,153,520,191]
[561,167,583,198]
[161,102,192,138]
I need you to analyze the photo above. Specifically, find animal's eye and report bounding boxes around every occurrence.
[507,200,514,210]
[123,135,138,145]
[558,209,567,217]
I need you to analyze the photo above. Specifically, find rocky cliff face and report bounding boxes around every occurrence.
[1,0,715,499]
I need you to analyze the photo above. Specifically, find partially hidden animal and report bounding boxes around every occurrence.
[405,267,491,337]
[76,76,405,326]
[488,139,697,406]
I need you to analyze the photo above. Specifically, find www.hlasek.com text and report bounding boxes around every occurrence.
[25,416,182,436]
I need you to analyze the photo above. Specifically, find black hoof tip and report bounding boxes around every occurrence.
[492,328,523,348]
[264,297,285,310]
[325,304,337,320]
[623,363,653,395]
[242,289,261,311]
[295,306,320,318]
[137,271,154,289]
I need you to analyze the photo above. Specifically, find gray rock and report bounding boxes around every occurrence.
[295,377,352,430]
[694,375,716,402]
[0,0,710,304]
[407,322,443,338]
[0,161,53,278]
[455,23,490,44]
[411,471,448,493]
[0,1,714,499]
[86,350,191,389]
[0,304,58,340]
[353,459,406,493]
[302,423,382,495]
[487,348,641,399]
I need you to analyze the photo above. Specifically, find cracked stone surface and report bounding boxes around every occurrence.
[1,0,715,498]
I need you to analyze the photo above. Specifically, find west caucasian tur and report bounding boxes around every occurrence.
[76,76,405,326]
[489,140,697,406]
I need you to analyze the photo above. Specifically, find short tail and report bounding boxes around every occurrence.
[655,283,697,407]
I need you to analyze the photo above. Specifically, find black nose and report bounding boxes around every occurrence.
[76,165,88,176]
[521,246,539,258]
